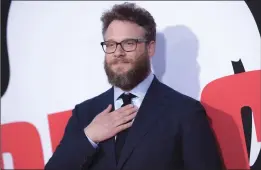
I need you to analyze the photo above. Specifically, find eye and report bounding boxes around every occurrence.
[105,42,115,47]
[125,40,135,45]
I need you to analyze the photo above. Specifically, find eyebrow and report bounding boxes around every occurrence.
[104,38,142,42]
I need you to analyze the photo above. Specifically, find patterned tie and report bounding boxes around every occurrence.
[115,93,136,163]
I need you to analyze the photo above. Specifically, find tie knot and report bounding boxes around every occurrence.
[119,93,136,106]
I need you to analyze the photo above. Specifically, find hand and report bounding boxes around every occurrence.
[84,104,138,143]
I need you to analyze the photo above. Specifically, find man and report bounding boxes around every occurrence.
[45,2,223,170]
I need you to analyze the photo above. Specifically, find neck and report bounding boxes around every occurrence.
[119,70,151,92]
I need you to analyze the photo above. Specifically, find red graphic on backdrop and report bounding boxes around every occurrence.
[201,70,261,169]
[48,110,72,152]
[0,122,44,169]
[0,111,72,169]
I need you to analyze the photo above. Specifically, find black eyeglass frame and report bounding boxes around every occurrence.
[100,38,148,54]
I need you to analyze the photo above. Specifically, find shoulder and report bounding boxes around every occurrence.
[73,87,113,114]
[158,81,204,113]
[158,82,207,126]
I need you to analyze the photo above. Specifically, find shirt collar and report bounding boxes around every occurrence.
[114,72,154,102]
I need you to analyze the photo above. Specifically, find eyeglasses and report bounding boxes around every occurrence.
[100,38,147,54]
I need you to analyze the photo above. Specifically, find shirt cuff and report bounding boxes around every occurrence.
[86,135,99,148]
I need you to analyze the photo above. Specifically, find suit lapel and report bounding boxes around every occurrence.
[95,87,117,168]
[117,77,168,169]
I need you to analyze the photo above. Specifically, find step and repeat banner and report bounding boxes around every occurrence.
[1,1,260,169]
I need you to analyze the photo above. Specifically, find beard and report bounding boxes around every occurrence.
[104,52,151,91]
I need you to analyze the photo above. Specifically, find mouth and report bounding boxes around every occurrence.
[116,62,130,65]
[110,61,132,72]
[112,60,131,66]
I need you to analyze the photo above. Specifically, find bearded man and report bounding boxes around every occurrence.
[45,2,223,170]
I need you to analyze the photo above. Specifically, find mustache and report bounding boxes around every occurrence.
[109,58,132,65]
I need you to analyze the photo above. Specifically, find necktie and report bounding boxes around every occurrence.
[115,93,136,163]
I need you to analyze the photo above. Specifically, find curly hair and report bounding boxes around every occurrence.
[100,2,156,42]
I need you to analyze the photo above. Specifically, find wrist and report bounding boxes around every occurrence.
[84,128,99,144]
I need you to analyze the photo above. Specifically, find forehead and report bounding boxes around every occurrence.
[104,20,145,41]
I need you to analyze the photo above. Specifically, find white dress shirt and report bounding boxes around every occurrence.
[87,72,154,148]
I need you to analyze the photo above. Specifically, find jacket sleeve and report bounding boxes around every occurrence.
[45,104,99,170]
[181,101,225,170]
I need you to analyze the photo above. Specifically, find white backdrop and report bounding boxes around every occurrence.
[1,1,260,169]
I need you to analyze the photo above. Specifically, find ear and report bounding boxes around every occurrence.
[147,41,156,58]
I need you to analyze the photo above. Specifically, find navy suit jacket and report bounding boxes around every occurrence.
[45,77,223,170]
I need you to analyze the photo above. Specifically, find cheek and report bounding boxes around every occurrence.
[136,45,148,56]
[127,48,144,60]
[105,54,113,63]
[135,45,143,53]
[126,52,137,61]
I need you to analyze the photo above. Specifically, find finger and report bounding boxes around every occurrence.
[101,104,112,114]
[120,106,138,116]
[111,106,137,122]
[111,105,137,116]
[115,121,133,133]
[113,104,134,113]
[115,111,137,127]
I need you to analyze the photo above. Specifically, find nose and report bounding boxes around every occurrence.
[114,44,125,57]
